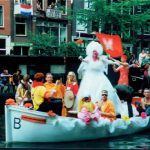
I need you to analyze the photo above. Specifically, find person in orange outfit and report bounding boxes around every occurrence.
[44,73,65,100]
[112,55,129,85]
[44,73,65,115]
[99,90,116,121]
[31,72,62,115]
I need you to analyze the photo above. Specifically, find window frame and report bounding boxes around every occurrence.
[0,38,6,55]
[0,5,4,27]
[15,19,27,36]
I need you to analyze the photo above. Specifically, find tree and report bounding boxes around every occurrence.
[69,0,150,44]
[29,32,58,56]
[58,42,84,57]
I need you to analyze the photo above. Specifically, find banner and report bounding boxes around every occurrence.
[20,4,32,16]
[96,33,123,58]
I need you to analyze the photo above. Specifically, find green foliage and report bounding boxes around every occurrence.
[69,0,150,44]
[29,32,58,56]
[58,42,84,57]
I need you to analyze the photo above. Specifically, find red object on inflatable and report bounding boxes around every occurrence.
[132,97,142,106]
[96,33,124,58]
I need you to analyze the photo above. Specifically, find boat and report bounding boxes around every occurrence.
[5,105,150,143]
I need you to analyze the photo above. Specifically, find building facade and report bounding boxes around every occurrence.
[0,0,74,78]
[0,0,11,55]
[72,0,150,55]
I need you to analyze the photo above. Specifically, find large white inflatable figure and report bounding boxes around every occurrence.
[73,41,123,115]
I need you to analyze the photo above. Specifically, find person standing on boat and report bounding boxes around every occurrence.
[73,41,122,115]
[31,72,62,115]
[65,71,79,108]
[15,74,32,106]
[98,90,116,121]
[112,55,129,86]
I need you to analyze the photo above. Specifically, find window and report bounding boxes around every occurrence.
[84,0,92,9]
[143,26,150,35]
[0,39,6,49]
[13,46,29,55]
[0,39,6,55]
[136,6,142,13]
[15,18,27,36]
[38,0,43,10]
[0,5,4,27]
[60,24,67,42]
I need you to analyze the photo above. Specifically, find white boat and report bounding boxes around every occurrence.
[5,105,150,143]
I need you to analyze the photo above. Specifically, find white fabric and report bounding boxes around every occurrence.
[120,102,139,117]
[86,41,103,57]
[138,53,146,65]
[74,55,122,114]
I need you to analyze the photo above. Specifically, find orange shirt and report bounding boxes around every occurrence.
[99,99,116,121]
[44,82,65,99]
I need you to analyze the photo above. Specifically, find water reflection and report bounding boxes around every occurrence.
[0,114,150,149]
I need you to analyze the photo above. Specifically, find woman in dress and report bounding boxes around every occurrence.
[73,41,122,114]
[112,55,129,85]
[66,71,79,99]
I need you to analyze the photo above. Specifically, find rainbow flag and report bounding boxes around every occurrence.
[20,4,32,16]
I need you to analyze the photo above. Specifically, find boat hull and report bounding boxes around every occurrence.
[5,105,150,143]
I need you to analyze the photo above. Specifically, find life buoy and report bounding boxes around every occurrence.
[21,115,46,124]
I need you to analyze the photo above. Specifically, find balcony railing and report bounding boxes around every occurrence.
[46,8,62,19]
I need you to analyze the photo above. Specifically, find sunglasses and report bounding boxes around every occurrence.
[102,94,107,96]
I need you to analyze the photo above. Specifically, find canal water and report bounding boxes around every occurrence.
[0,114,150,149]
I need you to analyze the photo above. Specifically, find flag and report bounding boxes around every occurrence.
[20,4,32,16]
[75,39,84,44]
[96,33,123,58]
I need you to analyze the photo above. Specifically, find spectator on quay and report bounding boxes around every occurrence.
[145,51,150,59]
[138,50,146,66]
[139,59,150,93]
[0,69,12,93]
[37,0,42,10]
[128,53,140,67]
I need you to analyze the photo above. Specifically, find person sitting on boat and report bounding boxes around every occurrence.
[98,90,116,121]
[31,72,62,115]
[136,88,150,116]
[77,95,100,124]
[15,74,32,106]
[44,73,65,115]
